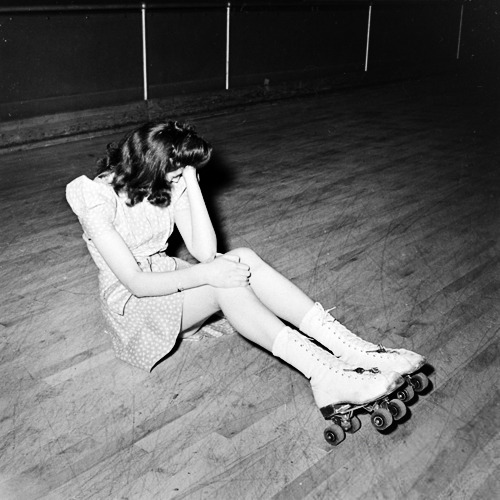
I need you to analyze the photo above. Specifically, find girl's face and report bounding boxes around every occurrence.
[166,167,184,183]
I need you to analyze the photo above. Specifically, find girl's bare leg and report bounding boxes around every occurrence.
[221,248,427,376]
[224,248,315,328]
[181,283,285,351]
[180,281,404,411]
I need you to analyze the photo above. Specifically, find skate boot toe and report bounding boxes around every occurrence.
[398,349,426,372]
[374,348,426,376]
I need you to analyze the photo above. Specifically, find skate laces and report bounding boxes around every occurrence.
[320,306,399,355]
[321,307,371,350]
[366,344,398,354]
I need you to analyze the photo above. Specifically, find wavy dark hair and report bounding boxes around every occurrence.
[96,120,212,207]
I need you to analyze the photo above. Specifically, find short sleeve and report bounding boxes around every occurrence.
[66,176,117,240]
[171,177,190,212]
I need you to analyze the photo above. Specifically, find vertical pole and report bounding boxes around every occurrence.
[456,2,464,60]
[365,3,372,72]
[142,2,148,101]
[226,2,231,90]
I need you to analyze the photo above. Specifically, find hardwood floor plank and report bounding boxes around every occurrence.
[467,467,500,500]
[411,397,500,499]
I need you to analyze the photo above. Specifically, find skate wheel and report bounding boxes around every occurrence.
[387,399,407,421]
[324,424,346,446]
[410,372,429,393]
[346,415,361,434]
[371,408,393,431]
[396,384,415,403]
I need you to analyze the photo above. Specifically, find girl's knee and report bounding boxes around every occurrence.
[225,247,262,268]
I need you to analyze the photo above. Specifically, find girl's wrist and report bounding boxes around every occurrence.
[195,262,210,286]
[183,165,198,180]
[184,171,201,188]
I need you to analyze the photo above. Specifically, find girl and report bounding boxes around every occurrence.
[66,120,425,421]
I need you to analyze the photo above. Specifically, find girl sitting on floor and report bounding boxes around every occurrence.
[66,120,425,417]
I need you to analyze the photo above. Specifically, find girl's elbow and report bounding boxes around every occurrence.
[191,242,217,263]
[193,249,216,263]
[203,251,218,263]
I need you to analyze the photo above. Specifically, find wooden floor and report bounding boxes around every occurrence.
[1,72,499,500]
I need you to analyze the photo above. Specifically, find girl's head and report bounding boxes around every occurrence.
[97,120,212,207]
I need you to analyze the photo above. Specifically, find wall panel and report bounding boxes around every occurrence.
[230,5,367,86]
[369,3,461,70]
[147,8,226,96]
[0,10,143,118]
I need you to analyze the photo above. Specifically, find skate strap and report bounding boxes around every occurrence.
[343,367,380,374]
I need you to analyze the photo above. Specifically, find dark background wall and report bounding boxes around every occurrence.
[147,8,226,97]
[0,1,497,123]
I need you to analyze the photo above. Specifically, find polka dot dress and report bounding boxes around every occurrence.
[66,174,191,371]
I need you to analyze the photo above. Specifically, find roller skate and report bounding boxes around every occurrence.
[299,303,430,405]
[321,385,409,446]
[272,327,407,446]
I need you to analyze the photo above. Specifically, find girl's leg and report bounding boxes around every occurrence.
[224,248,315,328]
[181,283,286,351]
[224,248,426,376]
[181,282,404,410]
[179,287,219,339]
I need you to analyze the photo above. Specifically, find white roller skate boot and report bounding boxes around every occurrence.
[273,327,410,445]
[300,303,426,377]
[272,327,404,408]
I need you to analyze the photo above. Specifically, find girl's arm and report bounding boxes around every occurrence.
[174,165,217,262]
[91,226,249,298]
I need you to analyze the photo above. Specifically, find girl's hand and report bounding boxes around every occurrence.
[201,255,251,288]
